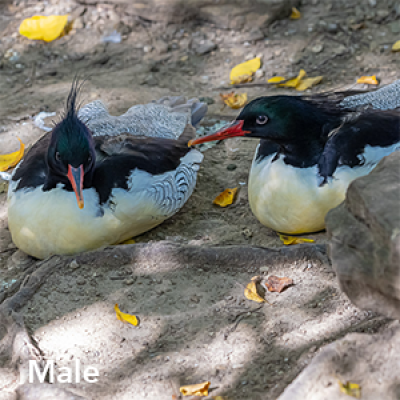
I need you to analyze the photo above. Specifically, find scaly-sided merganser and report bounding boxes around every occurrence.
[189,81,400,234]
[3,81,207,258]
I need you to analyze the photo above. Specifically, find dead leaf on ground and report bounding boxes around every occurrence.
[264,276,293,293]
[230,57,261,84]
[267,70,322,91]
[338,380,361,398]
[392,40,400,52]
[244,276,266,303]
[356,75,379,85]
[279,234,315,245]
[351,22,365,30]
[180,381,210,396]
[114,304,139,326]
[290,7,301,20]
[213,188,238,207]
[19,15,69,42]
[279,69,306,88]
[220,92,248,109]
[0,137,25,172]
[267,76,286,83]
[296,76,323,91]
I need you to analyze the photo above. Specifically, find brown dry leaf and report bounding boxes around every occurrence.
[351,22,365,31]
[356,75,379,85]
[220,92,248,109]
[392,40,400,52]
[114,304,139,326]
[264,276,293,293]
[180,381,210,396]
[296,76,323,91]
[213,188,238,207]
[279,234,315,245]
[338,380,361,398]
[290,7,301,20]
[244,276,265,303]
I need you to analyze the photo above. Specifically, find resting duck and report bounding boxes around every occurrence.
[189,80,400,234]
[3,82,207,259]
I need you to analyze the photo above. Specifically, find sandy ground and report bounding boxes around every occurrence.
[0,0,399,398]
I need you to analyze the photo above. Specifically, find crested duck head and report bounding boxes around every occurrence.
[46,83,96,209]
[189,96,344,166]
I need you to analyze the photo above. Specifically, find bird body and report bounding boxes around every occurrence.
[6,85,206,259]
[189,81,400,234]
[248,142,399,234]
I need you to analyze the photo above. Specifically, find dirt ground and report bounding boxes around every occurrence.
[0,0,399,399]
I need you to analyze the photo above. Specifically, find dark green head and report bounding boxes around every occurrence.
[189,95,342,147]
[47,81,96,209]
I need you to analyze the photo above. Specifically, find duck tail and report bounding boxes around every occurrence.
[154,96,208,127]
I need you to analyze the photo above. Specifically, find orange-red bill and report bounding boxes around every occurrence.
[188,120,249,147]
[67,164,84,209]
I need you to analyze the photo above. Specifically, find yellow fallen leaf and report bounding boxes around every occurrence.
[279,69,306,88]
[392,40,400,52]
[0,138,25,172]
[296,76,323,91]
[180,381,210,396]
[356,75,379,85]
[279,234,315,245]
[220,92,248,109]
[19,15,69,42]
[213,188,238,207]
[338,380,361,398]
[267,76,286,83]
[120,238,136,245]
[290,7,301,20]
[230,57,261,84]
[244,280,265,303]
[114,304,139,326]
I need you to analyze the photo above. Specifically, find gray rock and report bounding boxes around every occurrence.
[194,40,217,55]
[242,27,264,42]
[326,152,400,320]
[389,20,400,34]
[73,16,85,30]
[278,322,400,400]
[154,39,169,54]
[311,43,324,53]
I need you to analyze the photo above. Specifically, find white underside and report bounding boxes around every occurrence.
[248,143,400,234]
[8,150,203,259]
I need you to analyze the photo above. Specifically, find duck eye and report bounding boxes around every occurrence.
[256,115,268,125]
[55,152,61,161]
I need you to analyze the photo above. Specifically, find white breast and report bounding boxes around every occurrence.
[7,150,202,259]
[248,144,400,234]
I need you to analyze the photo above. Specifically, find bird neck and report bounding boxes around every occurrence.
[280,138,326,168]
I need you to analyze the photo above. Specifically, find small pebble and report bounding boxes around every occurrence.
[311,44,324,53]
[227,163,237,171]
[76,276,86,285]
[69,260,80,269]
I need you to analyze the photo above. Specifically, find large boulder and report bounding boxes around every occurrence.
[278,321,400,400]
[77,0,299,25]
[325,152,400,319]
